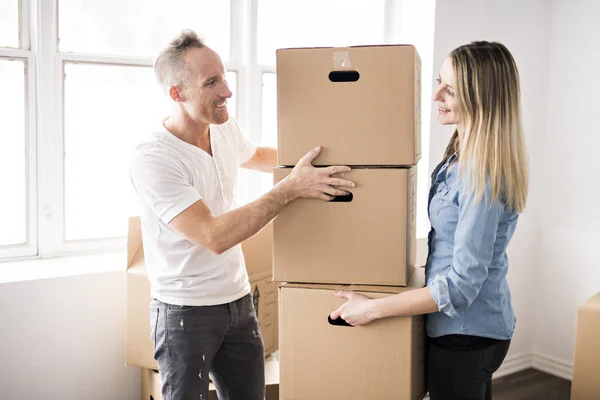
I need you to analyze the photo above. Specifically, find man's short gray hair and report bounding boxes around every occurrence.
[154,29,205,91]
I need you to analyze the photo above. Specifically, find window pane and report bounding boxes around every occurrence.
[64,63,169,241]
[0,0,19,48]
[260,73,276,191]
[64,64,238,241]
[0,59,26,245]
[257,0,386,65]
[58,0,231,60]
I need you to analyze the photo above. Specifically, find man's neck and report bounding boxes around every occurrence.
[163,114,211,152]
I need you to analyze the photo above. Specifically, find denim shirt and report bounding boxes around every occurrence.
[426,152,518,340]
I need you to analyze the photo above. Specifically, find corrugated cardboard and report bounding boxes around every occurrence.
[276,45,421,167]
[126,217,278,370]
[242,222,274,281]
[141,356,280,400]
[273,167,417,286]
[252,274,279,356]
[278,268,426,399]
[141,368,163,400]
[571,292,600,400]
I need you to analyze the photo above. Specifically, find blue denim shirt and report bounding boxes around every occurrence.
[426,152,517,340]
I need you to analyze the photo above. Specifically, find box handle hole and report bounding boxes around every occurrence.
[330,193,353,203]
[328,315,353,327]
[328,70,360,82]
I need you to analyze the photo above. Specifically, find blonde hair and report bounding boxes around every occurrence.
[154,30,205,91]
[443,41,529,213]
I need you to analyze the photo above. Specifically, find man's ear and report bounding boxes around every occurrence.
[168,86,185,102]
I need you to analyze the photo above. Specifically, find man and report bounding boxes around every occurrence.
[129,30,355,400]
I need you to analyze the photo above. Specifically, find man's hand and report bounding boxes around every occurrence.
[280,146,356,202]
[330,291,378,327]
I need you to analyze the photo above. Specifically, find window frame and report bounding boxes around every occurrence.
[0,0,37,259]
[2,0,431,261]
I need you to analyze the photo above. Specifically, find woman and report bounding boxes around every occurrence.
[330,41,528,400]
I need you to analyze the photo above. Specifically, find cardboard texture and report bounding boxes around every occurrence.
[127,217,278,370]
[141,356,280,400]
[273,167,417,286]
[276,45,421,167]
[242,222,274,281]
[278,268,427,399]
[571,292,600,400]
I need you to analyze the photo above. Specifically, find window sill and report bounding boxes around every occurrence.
[0,252,126,284]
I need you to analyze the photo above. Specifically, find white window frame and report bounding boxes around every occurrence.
[2,0,431,262]
[0,0,37,259]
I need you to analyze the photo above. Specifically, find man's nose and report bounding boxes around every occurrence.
[221,82,233,99]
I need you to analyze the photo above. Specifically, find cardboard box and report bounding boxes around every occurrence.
[276,45,421,167]
[278,268,426,399]
[273,167,417,286]
[126,217,278,370]
[141,356,280,400]
[242,223,274,281]
[571,292,600,400]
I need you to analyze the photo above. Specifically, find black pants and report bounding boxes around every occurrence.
[150,294,265,400]
[427,335,511,400]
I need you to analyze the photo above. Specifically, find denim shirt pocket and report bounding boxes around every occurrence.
[435,182,454,215]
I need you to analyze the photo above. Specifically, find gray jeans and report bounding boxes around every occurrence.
[150,294,265,400]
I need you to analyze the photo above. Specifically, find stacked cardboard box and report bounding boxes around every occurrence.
[571,292,600,400]
[274,44,426,399]
[126,217,279,396]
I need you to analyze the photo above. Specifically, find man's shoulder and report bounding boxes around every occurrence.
[133,129,186,158]
[130,131,187,170]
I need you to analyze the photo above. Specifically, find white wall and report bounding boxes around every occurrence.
[0,272,140,399]
[431,0,552,374]
[1,4,597,399]
[532,0,600,379]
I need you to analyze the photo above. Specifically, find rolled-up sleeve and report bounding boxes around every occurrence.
[429,184,504,318]
[129,153,201,224]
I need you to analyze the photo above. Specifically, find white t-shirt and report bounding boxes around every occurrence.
[129,117,257,306]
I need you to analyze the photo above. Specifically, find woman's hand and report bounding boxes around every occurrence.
[329,291,378,326]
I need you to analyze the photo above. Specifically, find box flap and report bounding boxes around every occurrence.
[277,44,416,52]
[580,292,600,311]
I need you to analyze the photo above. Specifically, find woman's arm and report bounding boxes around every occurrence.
[331,182,506,326]
[330,286,438,326]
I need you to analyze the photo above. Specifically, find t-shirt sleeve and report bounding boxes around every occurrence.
[129,151,202,224]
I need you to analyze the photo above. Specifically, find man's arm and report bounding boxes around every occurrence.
[241,147,277,173]
[169,146,355,254]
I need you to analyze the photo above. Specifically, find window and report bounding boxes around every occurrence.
[256,0,387,66]
[0,60,27,247]
[58,0,231,60]
[1,0,435,261]
[0,0,19,48]
[0,0,36,259]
